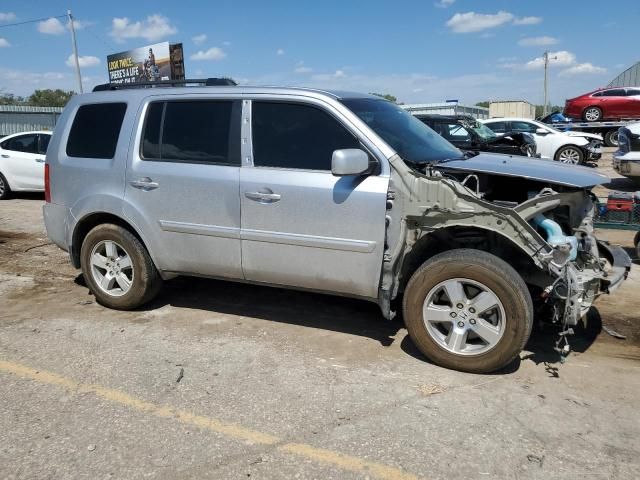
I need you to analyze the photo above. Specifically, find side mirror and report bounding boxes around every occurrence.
[331,148,370,176]
[535,128,549,135]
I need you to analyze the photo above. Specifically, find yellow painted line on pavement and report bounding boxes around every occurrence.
[0,360,419,480]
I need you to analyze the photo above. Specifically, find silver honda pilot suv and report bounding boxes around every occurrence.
[44,79,631,373]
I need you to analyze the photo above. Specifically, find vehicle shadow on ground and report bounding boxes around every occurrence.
[605,177,640,192]
[143,276,403,347]
[5,192,45,201]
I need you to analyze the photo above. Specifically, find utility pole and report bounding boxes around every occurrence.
[68,10,83,93]
[543,51,557,116]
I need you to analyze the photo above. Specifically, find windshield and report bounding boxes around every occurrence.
[341,98,463,164]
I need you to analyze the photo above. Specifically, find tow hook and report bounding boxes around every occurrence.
[554,328,574,363]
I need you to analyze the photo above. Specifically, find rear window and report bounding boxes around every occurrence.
[141,100,237,165]
[66,103,127,158]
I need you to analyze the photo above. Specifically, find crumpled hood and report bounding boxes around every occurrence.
[565,130,603,141]
[436,153,610,188]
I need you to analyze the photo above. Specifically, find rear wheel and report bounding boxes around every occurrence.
[604,129,619,147]
[583,106,602,122]
[403,249,533,373]
[80,224,162,309]
[555,145,584,164]
[0,173,11,200]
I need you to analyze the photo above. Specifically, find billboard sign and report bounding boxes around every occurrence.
[107,42,185,84]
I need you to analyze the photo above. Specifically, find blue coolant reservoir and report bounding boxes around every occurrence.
[533,214,578,260]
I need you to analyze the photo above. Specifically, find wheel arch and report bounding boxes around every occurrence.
[397,225,541,296]
[553,143,585,161]
[71,212,152,269]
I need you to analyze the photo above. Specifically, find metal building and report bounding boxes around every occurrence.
[0,105,63,137]
[489,100,536,119]
[401,102,489,119]
[608,61,640,87]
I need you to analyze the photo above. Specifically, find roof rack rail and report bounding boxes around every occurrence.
[92,77,237,92]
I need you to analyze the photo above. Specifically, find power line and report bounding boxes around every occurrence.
[0,14,67,29]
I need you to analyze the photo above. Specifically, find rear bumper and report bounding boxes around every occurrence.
[43,202,70,252]
[613,152,640,177]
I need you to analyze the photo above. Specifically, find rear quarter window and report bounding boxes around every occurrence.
[66,103,127,159]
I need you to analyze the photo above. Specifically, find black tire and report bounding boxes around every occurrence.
[554,145,585,164]
[0,172,11,200]
[80,223,162,310]
[582,106,602,122]
[402,249,533,373]
[604,129,619,147]
[634,231,640,260]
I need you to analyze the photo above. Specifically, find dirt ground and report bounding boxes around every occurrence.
[1,149,639,480]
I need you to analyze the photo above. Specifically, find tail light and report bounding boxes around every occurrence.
[44,163,51,203]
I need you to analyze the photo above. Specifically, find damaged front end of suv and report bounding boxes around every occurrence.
[380,153,631,357]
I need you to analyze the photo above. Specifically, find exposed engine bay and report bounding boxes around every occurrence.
[381,153,632,359]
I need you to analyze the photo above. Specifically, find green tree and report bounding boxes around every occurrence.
[0,93,25,105]
[475,101,490,108]
[27,89,75,107]
[370,92,397,103]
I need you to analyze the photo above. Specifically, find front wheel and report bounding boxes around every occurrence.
[80,224,162,310]
[403,249,533,373]
[555,145,584,164]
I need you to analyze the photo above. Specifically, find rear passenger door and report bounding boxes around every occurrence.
[123,98,243,278]
[240,100,388,299]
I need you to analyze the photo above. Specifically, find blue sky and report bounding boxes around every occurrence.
[0,0,638,105]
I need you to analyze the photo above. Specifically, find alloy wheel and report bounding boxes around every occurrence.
[422,278,506,356]
[0,176,5,197]
[584,108,601,122]
[558,148,581,164]
[90,240,134,297]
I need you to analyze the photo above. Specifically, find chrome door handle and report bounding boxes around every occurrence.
[1,154,8,158]
[245,191,281,202]
[35,158,45,163]
[130,177,159,190]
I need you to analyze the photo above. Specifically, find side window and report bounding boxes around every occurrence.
[485,121,506,134]
[626,88,640,96]
[67,103,127,158]
[38,134,51,155]
[602,89,625,97]
[252,102,360,170]
[1,134,39,154]
[141,100,237,165]
[446,123,471,142]
[510,121,537,133]
[592,92,603,97]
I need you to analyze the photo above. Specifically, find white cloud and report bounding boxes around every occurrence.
[38,17,66,35]
[518,36,558,47]
[446,11,514,33]
[110,14,177,43]
[513,16,542,25]
[0,12,16,22]
[66,54,100,68]
[334,69,345,78]
[434,0,455,8]
[0,38,10,48]
[192,33,207,45]
[190,47,226,61]
[525,50,576,70]
[276,48,285,55]
[222,41,231,46]
[559,63,607,77]
[68,19,92,30]
[294,62,313,74]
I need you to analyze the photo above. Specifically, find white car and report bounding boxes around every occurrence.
[480,118,603,164]
[0,130,51,199]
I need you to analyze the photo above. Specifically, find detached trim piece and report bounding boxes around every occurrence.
[158,220,376,253]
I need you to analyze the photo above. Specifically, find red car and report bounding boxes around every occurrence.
[564,87,640,122]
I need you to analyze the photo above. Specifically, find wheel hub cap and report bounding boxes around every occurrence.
[89,240,134,297]
[422,278,506,356]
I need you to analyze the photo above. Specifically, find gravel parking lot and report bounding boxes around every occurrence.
[1,149,639,480]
